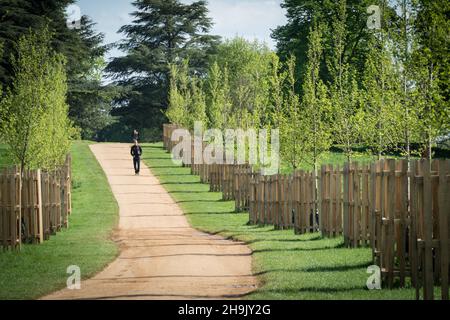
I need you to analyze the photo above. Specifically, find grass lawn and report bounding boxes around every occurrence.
[142,143,417,300]
[0,141,119,300]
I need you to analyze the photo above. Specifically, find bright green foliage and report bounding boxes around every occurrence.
[327,0,364,162]
[0,29,73,170]
[213,38,273,129]
[299,25,332,171]
[362,30,403,159]
[390,0,421,159]
[166,59,208,130]
[278,56,303,169]
[267,53,286,129]
[188,76,208,129]
[205,62,232,129]
[166,62,189,127]
[0,2,113,140]
[410,49,447,158]
[411,0,450,158]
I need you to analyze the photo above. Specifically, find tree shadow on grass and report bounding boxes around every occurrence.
[251,286,367,296]
[245,235,323,244]
[252,243,347,254]
[185,211,238,215]
[161,182,202,185]
[252,262,371,275]
[147,166,181,169]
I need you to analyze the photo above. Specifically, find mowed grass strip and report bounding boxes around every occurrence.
[0,141,119,300]
[142,143,416,300]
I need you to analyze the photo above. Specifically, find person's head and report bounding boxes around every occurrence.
[134,139,138,146]
[134,129,138,134]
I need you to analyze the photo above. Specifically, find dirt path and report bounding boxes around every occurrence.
[43,143,257,300]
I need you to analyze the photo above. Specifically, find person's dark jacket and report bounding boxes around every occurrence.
[131,145,143,159]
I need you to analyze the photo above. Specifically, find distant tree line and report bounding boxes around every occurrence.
[0,0,447,157]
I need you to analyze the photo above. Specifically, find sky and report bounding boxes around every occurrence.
[75,0,287,61]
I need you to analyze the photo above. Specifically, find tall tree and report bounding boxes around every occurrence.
[362,14,403,159]
[0,29,73,171]
[205,61,232,130]
[0,1,114,140]
[278,55,303,169]
[327,0,364,163]
[300,24,332,172]
[212,37,272,129]
[66,16,115,140]
[272,0,374,91]
[107,0,219,140]
[412,0,450,159]
[166,62,189,127]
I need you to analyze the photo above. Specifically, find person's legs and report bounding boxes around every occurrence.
[133,158,138,174]
[136,157,140,174]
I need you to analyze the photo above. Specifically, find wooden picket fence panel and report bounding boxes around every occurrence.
[292,170,318,234]
[162,123,180,152]
[343,163,371,248]
[248,172,318,232]
[21,169,42,244]
[0,166,21,250]
[410,159,450,300]
[370,160,410,287]
[0,155,72,250]
[320,165,343,238]
[234,167,254,212]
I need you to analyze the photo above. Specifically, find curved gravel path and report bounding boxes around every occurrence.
[43,143,257,300]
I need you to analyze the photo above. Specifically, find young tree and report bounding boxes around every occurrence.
[188,76,207,129]
[205,62,232,130]
[0,2,113,140]
[327,0,364,163]
[411,0,450,159]
[267,53,286,129]
[361,0,404,159]
[300,24,332,172]
[213,38,272,130]
[389,0,423,161]
[166,61,189,128]
[278,55,303,169]
[0,29,73,171]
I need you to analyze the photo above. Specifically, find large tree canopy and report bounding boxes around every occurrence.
[106,0,220,141]
[271,0,392,90]
[0,0,114,140]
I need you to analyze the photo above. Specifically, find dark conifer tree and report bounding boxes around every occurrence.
[106,0,220,139]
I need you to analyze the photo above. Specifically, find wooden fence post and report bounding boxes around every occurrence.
[36,169,43,244]
[438,160,449,300]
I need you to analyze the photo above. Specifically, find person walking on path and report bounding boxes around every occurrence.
[132,129,140,142]
[131,140,143,175]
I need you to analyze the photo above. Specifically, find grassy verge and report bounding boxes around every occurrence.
[0,141,119,300]
[142,143,416,300]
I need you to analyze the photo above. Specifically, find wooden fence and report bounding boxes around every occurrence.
[162,124,450,299]
[0,166,21,250]
[248,172,319,232]
[162,123,180,152]
[0,155,72,250]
